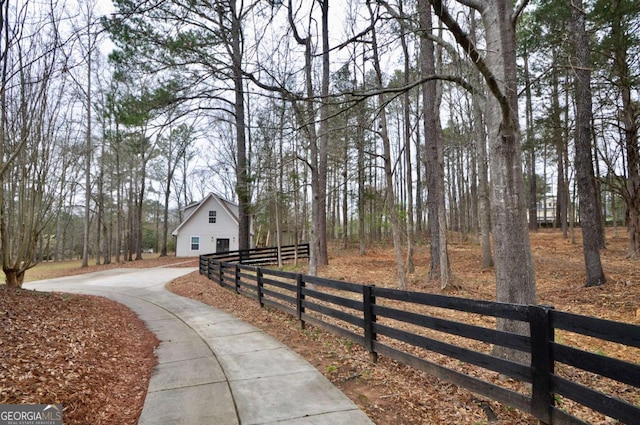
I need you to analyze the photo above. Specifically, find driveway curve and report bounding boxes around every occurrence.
[26,267,374,425]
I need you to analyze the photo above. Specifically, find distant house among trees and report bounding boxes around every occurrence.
[172,193,253,257]
[529,192,623,228]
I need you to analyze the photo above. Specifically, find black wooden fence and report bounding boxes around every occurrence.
[199,246,640,425]
[199,243,309,271]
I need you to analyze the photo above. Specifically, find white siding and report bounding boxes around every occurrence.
[174,195,240,257]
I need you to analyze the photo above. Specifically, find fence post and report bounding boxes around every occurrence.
[296,274,305,330]
[257,267,264,308]
[235,264,241,294]
[363,285,378,363]
[529,305,555,424]
[207,257,212,280]
[218,262,223,286]
[239,249,248,264]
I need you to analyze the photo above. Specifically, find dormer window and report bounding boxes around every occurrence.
[209,210,217,223]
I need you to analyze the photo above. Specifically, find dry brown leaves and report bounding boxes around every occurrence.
[167,272,530,424]
[3,231,638,425]
[0,287,157,424]
[168,230,639,425]
[0,256,196,425]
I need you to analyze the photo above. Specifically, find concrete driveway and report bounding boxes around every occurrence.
[26,267,374,425]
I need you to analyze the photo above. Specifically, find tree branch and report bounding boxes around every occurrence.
[288,0,308,46]
[452,0,485,12]
[512,0,531,26]
[352,74,478,99]
[429,0,510,121]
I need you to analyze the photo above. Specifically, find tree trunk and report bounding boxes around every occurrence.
[4,270,25,288]
[135,146,147,261]
[357,89,366,256]
[82,26,92,268]
[96,126,105,265]
[342,143,349,250]
[474,97,493,269]
[523,48,538,231]
[228,1,251,251]
[415,98,424,238]
[368,2,406,290]
[399,0,415,273]
[287,0,322,274]
[429,0,536,363]
[608,0,640,258]
[550,64,569,238]
[420,0,449,285]
[306,38,320,275]
[487,1,537,364]
[469,12,493,269]
[115,128,122,263]
[570,0,606,287]
[161,183,170,257]
[317,0,330,266]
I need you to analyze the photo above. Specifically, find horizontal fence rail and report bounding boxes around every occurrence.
[199,249,640,425]
[199,243,310,273]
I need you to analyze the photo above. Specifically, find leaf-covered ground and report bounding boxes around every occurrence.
[168,229,639,424]
[0,256,196,425]
[2,230,638,424]
[0,288,156,424]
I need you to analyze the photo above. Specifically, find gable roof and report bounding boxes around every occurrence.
[172,193,239,236]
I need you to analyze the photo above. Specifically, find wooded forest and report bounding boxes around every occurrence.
[1,0,638,313]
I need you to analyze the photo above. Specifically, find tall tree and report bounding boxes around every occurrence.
[0,0,64,286]
[367,1,407,289]
[317,0,330,266]
[570,0,606,287]
[430,0,536,362]
[106,0,254,250]
[157,124,192,257]
[285,0,322,274]
[397,0,416,273]
[80,4,97,267]
[221,0,251,251]
[522,0,572,237]
[419,0,450,287]
[468,11,493,269]
[593,0,640,258]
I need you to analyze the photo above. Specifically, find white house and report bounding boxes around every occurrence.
[172,193,252,257]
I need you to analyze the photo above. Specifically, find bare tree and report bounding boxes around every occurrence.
[157,124,192,256]
[367,1,407,289]
[398,0,416,273]
[469,11,493,269]
[317,0,330,266]
[0,0,65,286]
[60,0,103,267]
[419,0,450,287]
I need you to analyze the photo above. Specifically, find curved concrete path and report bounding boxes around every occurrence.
[25,267,374,425]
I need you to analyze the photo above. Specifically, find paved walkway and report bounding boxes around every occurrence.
[25,267,374,425]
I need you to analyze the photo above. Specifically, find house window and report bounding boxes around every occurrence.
[209,210,217,223]
[190,236,200,251]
